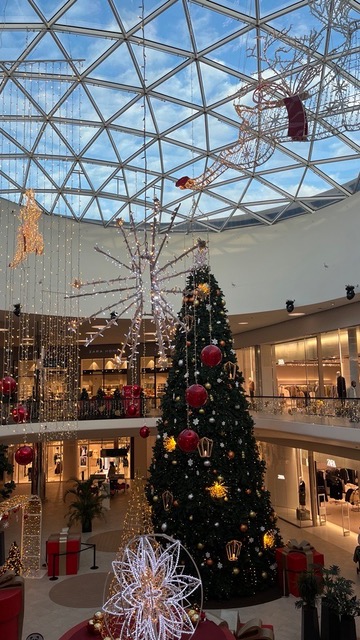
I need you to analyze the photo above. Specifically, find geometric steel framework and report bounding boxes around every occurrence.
[0,0,359,232]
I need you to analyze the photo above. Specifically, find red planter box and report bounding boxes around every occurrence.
[46,533,81,576]
[276,546,324,597]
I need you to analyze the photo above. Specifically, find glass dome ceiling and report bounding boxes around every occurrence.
[0,0,359,232]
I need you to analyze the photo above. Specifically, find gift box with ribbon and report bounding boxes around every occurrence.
[46,532,81,576]
[275,538,324,597]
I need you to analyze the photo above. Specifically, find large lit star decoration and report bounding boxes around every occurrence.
[9,189,44,268]
[102,534,202,640]
[66,201,207,367]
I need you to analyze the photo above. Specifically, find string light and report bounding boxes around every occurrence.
[9,189,44,268]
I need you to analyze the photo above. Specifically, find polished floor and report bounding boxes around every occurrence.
[3,481,360,640]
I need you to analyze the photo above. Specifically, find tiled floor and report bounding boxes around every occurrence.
[4,481,360,640]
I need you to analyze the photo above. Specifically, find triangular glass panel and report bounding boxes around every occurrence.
[113,0,169,30]
[82,130,119,163]
[0,174,19,193]
[60,0,118,30]
[198,62,243,108]
[80,199,102,222]
[3,0,41,21]
[30,0,66,20]
[242,180,290,204]
[261,168,306,196]
[52,194,75,218]
[105,130,145,164]
[208,178,251,203]
[97,197,123,222]
[55,31,118,72]
[161,141,202,174]
[156,63,203,106]
[132,2,191,52]
[128,45,186,88]
[0,119,44,152]
[314,159,360,189]
[26,162,55,193]
[112,100,156,133]
[63,193,92,219]
[25,32,65,62]
[188,2,249,51]
[130,141,161,173]
[53,85,100,123]
[80,162,117,192]
[86,85,136,121]
[53,122,101,155]
[218,0,255,13]
[34,125,74,158]
[35,191,59,215]
[15,66,73,114]
[88,45,140,86]
[166,118,206,152]
[38,154,73,188]
[64,165,93,192]
[1,158,28,188]
[0,80,41,117]
[297,168,341,197]
[0,131,24,155]
[149,97,195,136]
[0,31,34,60]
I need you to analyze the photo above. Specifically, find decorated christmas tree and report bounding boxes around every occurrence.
[0,541,23,576]
[146,261,281,601]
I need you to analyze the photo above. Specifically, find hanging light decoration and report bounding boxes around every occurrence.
[164,436,177,453]
[14,446,34,466]
[9,189,44,268]
[263,530,276,549]
[225,540,242,562]
[162,490,174,511]
[197,437,214,458]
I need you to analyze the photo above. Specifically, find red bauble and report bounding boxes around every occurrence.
[15,445,34,466]
[200,345,222,367]
[1,376,17,395]
[185,384,208,408]
[177,428,199,453]
[128,404,137,416]
[12,405,29,424]
[139,426,150,438]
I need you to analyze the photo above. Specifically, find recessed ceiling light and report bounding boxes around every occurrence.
[289,312,306,317]
[0,328,8,332]
[238,322,248,325]
[92,325,107,329]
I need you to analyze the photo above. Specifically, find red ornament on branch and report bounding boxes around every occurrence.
[185,384,208,408]
[139,426,150,439]
[177,429,200,453]
[1,376,17,395]
[127,404,137,416]
[15,445,34,466]
[201,345,222,367]
[12,405,29,424]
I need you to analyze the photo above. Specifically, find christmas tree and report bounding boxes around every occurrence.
[146,262,281,601]
[0,541,23,576]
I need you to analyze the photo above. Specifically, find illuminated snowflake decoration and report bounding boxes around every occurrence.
[103,534,202,640]
[66,201,207,367]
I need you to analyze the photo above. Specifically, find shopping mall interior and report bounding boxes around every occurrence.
[0,1,360,639]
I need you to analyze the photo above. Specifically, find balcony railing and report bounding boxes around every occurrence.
[1,395,360,426]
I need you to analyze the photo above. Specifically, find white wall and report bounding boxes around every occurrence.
[1,191,359,317]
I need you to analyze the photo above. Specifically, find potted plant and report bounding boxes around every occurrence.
[295,569,323,640]
[320,565,360,640]
[320,565,341,640]
[63,477,107,533]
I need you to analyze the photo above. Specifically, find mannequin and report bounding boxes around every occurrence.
[336,371,346,403]
[298,478,306,506]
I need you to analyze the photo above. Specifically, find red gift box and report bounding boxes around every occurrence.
[46,533,81,576]
[276,540,324,597]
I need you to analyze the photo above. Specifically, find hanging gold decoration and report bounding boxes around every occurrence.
[224,361,237,379]
[197,437,214,458]
[162,490,174,511]
[196,283,210,300]
[226,539,242,562]
[263,530,276,549]
[9,189,44,268]
[206,481,228,499]
[164,436,177,452]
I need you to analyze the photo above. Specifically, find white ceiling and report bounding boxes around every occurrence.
[0,0,359,232]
